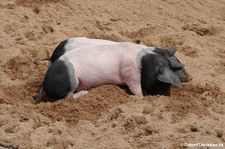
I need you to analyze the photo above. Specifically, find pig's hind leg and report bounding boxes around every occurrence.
[64,90,88,99]
[72,90,88,99]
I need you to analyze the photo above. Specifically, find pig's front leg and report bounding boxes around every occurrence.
[121,64,143,96]
[72,90,88,99]
[126,78,143,96]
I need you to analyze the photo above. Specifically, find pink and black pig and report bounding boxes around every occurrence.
[48,37,185,79]
[37,42,182,102]
[49,37,118,64]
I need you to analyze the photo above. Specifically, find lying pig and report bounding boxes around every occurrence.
[49,37,119,64]
[37,42,182,102]
[48,37,185,79]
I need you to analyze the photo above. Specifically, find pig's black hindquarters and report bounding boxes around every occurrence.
[140,54,181,96]
[43,58,77,101]
[50,39,69,63]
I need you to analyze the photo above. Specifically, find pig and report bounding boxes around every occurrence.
[49,37,119,64]
[48,37,149,64]
[47,37,185,80]
[37,42,182,102]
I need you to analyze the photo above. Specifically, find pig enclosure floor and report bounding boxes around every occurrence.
[0,0,225,148]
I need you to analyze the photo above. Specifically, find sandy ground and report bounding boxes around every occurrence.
[0,0,225,148]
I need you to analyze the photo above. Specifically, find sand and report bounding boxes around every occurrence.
[0,0,225,148]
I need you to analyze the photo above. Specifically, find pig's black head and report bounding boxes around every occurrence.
[152,45,185,79]
[141,53,182,96]
[37,58,77,102]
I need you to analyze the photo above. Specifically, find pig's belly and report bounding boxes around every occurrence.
[75,77,125,91]
[73,58,125,91]
[75,68,125,91]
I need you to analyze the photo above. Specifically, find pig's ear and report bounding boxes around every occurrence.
[157,65,182,88]
[168,57,185,69]
[167,44,177,55]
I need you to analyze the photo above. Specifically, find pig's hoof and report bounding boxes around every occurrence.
[72,91,88,99]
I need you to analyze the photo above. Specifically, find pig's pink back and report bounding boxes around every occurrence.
[62,42,143,91]
[64,37,118,50]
